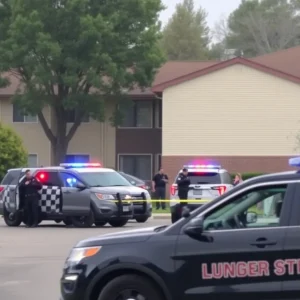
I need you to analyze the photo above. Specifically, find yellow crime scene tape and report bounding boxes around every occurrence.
[112,199,211,203]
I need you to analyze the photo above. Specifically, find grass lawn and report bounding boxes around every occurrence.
[152,206,171,214]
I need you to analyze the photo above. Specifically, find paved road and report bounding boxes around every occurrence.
[0,218,170,300]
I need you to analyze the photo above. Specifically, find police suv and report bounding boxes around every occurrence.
[61,157,300,300]
[0,163,151,228]
[170,164,233,222]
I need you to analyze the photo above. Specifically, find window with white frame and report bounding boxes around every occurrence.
[13,104,38,123]
[157,154,162,170]
[28,154,38,167]
[119,154,152,180]
[120,101,153,128]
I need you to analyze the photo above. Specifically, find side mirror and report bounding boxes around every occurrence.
[76,182,86,190]
[246,211,257,224]
[184,216,204,239]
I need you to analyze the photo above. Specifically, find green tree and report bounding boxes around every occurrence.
[0,0,164,164]
[224,0,300,57]
[160,0,210,60]
[0,123,27,180]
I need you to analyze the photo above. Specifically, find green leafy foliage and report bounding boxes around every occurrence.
[225,0,300,57]
[0,123,27,180]
[160,0,210,60]
[0,0,164,163]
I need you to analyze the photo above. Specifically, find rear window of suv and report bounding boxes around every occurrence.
[175,172,222,184]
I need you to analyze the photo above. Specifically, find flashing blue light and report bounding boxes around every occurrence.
[183,164,221,169]
[60,163,101,168]
[66,177,77,187]
[289,157,300,167]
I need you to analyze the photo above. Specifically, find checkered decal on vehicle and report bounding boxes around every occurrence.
[39,186,61,213]
[1,187,11,208]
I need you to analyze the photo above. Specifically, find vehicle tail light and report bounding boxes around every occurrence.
[0,186,4,193]
[212,185,227,195]
[170,184,177,196]
[140,185,149,190]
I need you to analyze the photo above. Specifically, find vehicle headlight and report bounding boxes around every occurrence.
[95,193,114,200]
[67,246,101,264]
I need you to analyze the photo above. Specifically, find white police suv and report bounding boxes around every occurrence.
[170,164,233,223]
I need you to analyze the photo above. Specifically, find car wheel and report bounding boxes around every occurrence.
[108,219,128,227]
[54,220,62,224]
[71,211,94,228]
[171,211,180,223]
[135,216,149,223]
[94,221,107,227]
[3,207,22,227]
[98,274,164,300]
[63,218,72,226]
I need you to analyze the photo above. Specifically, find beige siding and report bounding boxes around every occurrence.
[162,64,300,156]
[65,103,116,168]
[0,98,51,165]
[0,99,116,167]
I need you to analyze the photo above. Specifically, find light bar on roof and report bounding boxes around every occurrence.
[289,157,300,167]
[60,163,102,168]
[183,164,221,169]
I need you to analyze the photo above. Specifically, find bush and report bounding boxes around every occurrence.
[0,123,28,180]
[230,172,265,180]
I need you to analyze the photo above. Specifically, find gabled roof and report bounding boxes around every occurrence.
[2,46,300,96]
[152,49,300,92]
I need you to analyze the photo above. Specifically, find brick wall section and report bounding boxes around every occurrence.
[162,156,296,198]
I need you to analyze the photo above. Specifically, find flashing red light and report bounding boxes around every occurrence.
[35,172,48,182]
[170,184,177,196]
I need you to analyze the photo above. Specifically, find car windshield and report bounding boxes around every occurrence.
[80,172,132,187]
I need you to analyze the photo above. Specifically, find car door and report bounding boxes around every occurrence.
[174,181,296,300]
[281,182,300,298]
[59,171,90,216]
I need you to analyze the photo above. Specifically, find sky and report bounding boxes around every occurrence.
[160,0,242,29]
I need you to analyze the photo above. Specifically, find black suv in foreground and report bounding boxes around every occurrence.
[60,158,300,300]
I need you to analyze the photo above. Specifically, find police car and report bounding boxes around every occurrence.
[170,164,233,223]
[0,163,151,228]
[60,157,300,300]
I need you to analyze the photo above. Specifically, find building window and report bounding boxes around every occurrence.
[13,104,38,123]
[65,154,90,163]
[119,154,152,180]
[28,154,38,167]
[120,101,152,128]
[66,110,89,123]
[158,100,162,128]
[156,154,162,170]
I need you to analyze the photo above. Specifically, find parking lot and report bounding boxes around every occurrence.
[0,218,170,300]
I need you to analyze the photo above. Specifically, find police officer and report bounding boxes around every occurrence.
[19,169,42,228]
[176,168,190,204]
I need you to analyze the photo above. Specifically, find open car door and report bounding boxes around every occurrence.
[59,171,91,216]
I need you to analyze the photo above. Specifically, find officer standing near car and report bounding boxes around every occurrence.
[19,169,42,228]
[176,168,190,205]
[152,167,169,210]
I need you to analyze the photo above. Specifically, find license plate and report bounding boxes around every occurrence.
[193,190,202,195]
[123,206,129,212]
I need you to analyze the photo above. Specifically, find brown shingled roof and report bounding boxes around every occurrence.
[2,46,300,96]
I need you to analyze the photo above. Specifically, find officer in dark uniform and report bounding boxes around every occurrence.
[176,168,190,205]
[19,169,42,228]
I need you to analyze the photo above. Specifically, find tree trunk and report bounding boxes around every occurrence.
[52,139,68,165]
